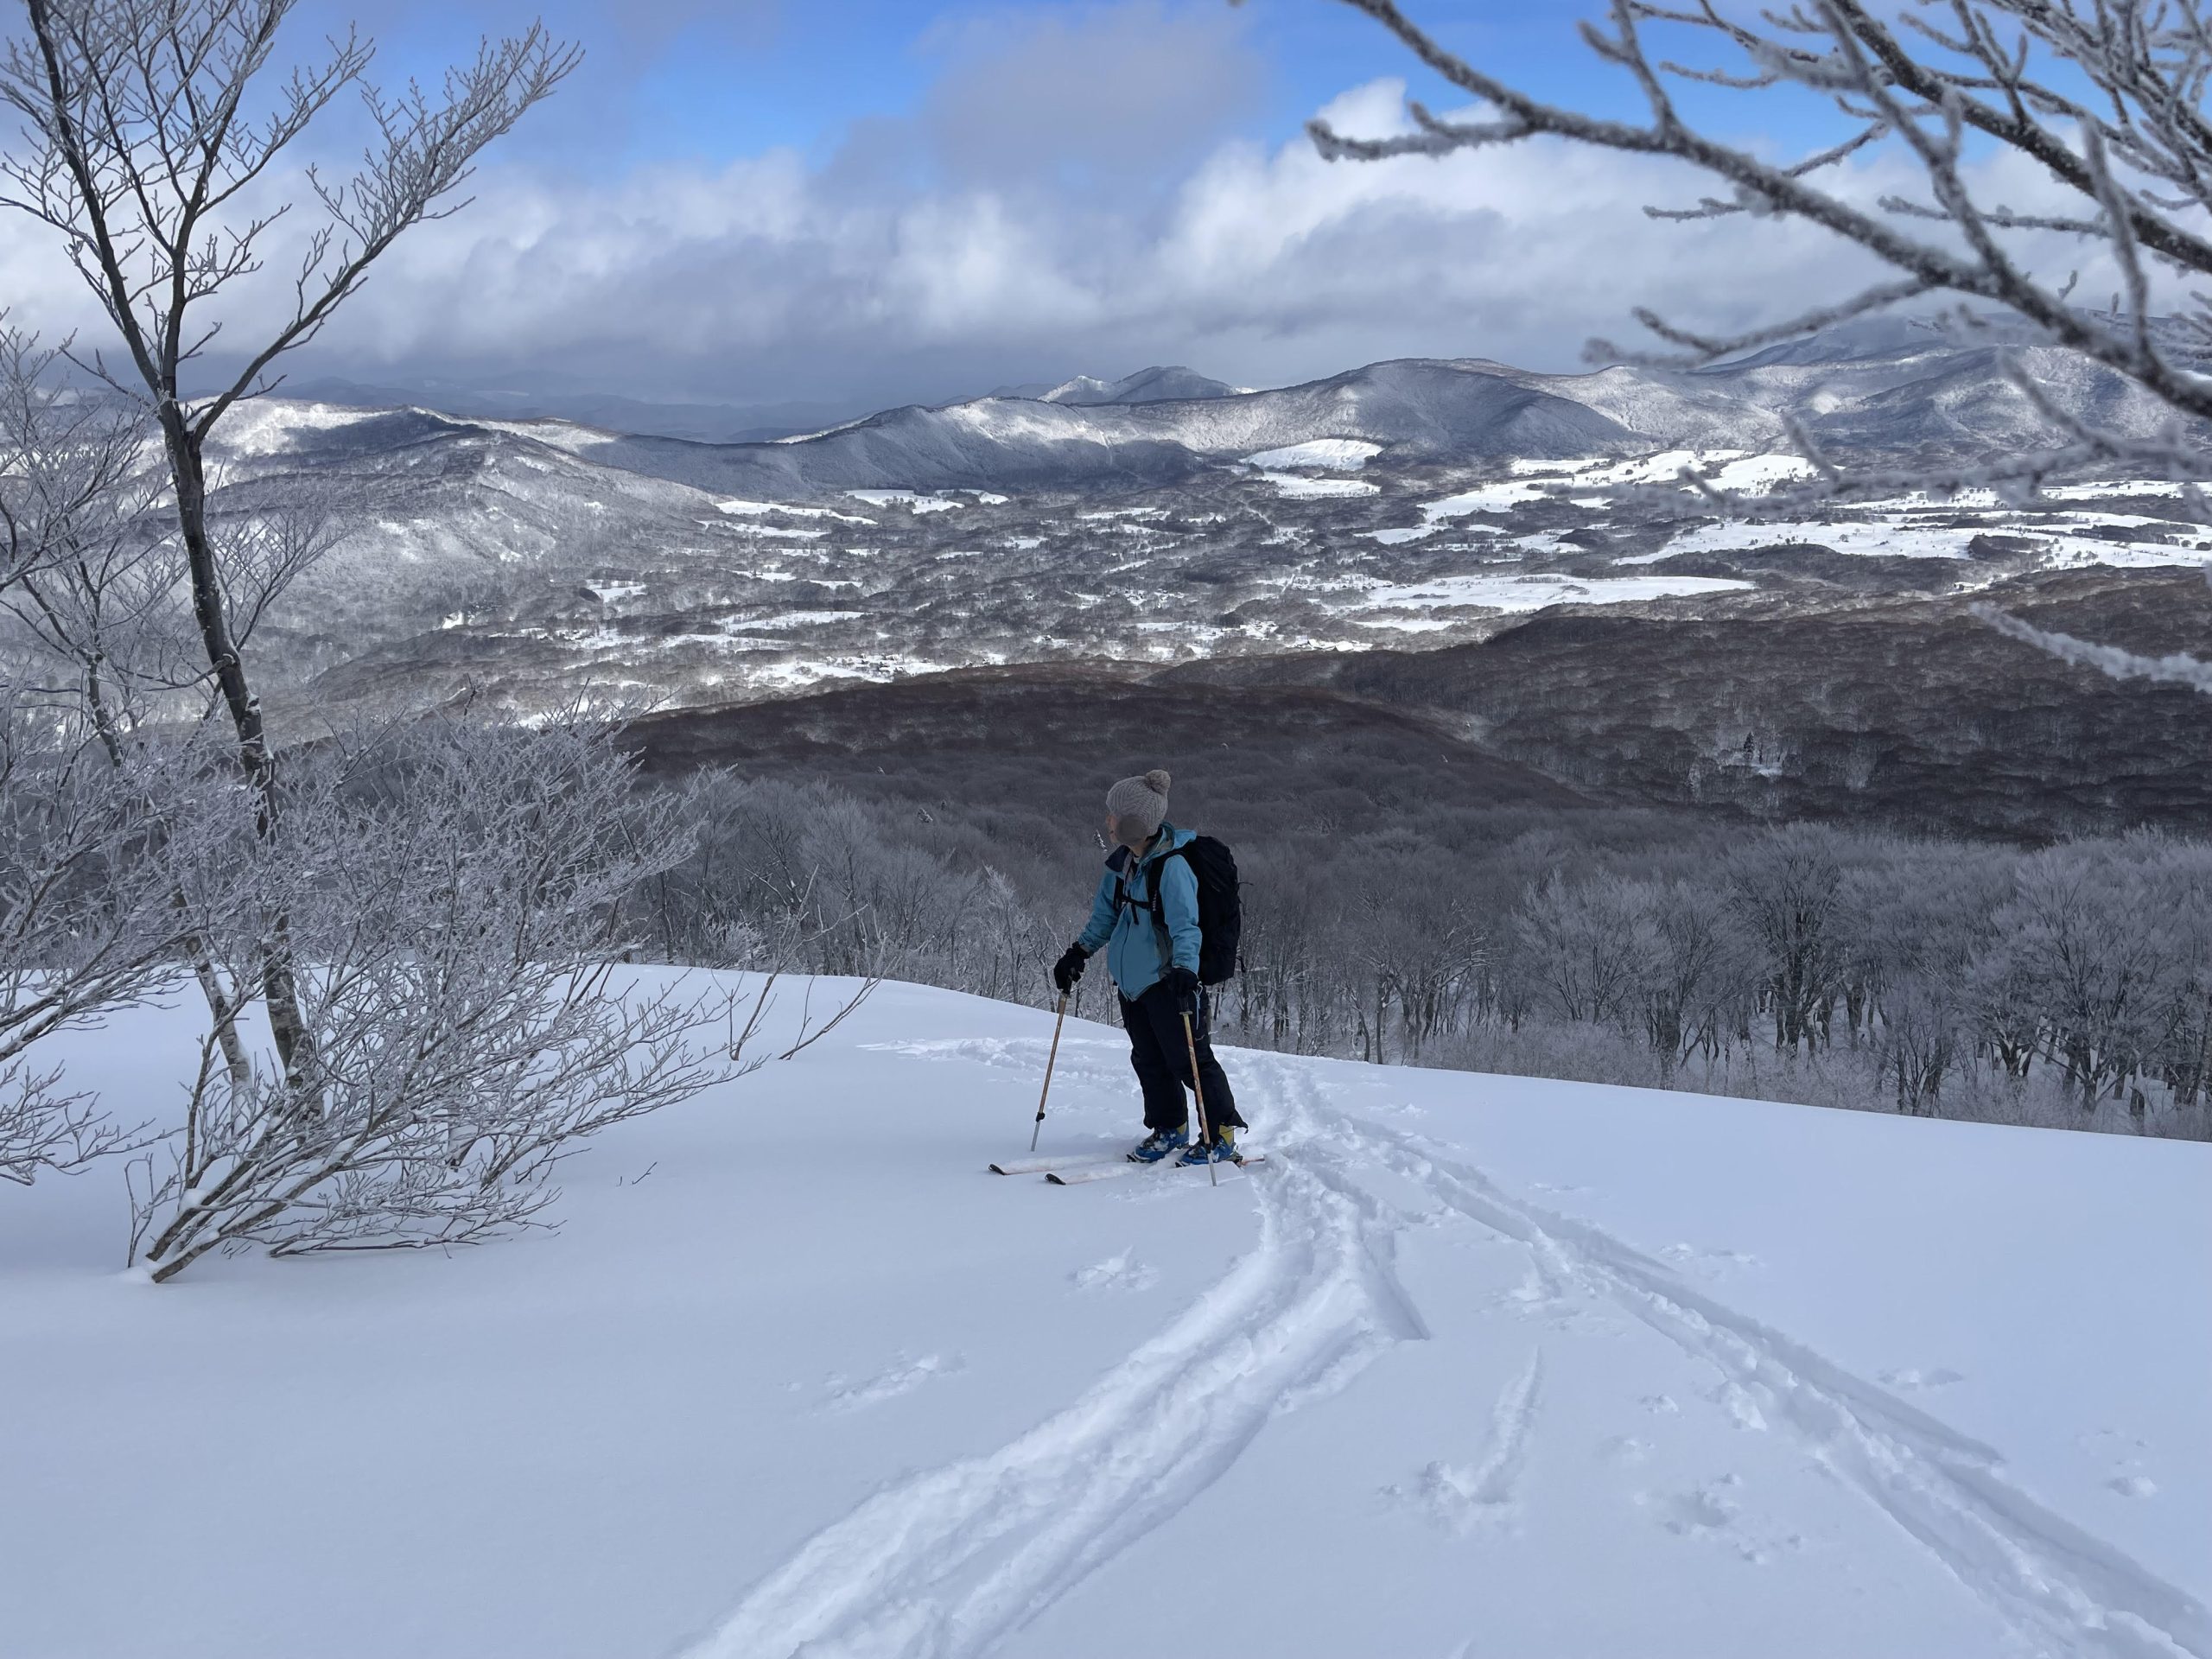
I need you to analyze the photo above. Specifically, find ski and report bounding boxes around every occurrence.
[1046,1154,1266,1185]
[988,1153,1124,1176]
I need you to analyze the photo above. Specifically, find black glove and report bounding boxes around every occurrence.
[1052,944,1090,994]
[1165,965,1199,1013]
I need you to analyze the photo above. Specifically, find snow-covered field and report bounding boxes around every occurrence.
[1351,570,1755,620]
[6,976,2207,1659]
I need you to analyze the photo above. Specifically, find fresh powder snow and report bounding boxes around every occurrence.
[3,975,2205,1659]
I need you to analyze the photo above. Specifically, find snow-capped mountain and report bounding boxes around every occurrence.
[264,310,2184,504]
[251,309,2200,505]
[1506,310,2209,454]
[1039,365,1239,404]
[498,359,1637,502]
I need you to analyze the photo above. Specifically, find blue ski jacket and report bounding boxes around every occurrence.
[1077,823,1200,1001]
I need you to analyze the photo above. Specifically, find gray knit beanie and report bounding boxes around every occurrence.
[1105,769,1172,837]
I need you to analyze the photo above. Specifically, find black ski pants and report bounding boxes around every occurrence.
[1119,981,1245,1134]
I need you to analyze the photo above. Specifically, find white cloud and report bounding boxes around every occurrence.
[0,11,2145,413]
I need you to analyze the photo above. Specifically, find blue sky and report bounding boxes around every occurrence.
[3,0,1903,413]
[351,1,1637,174]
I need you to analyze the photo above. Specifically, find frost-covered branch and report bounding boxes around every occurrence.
[1313,0,2212,698]
[1974,602,2212,693]
[0,697,238,1185]
[0,1057,142,1183]
[125,715,773,1281]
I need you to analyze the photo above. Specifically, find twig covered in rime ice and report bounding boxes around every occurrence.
[0,328,246,1183]
[0,0,578,1116]
[1307,0,2212,685]
[1973,602,2212,693]
[0,696,241,1184]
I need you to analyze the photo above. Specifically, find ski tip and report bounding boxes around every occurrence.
[1044,1171,1071,1185]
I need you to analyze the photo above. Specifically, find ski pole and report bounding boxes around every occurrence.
[1179,1006,1217,1189]
[1030,991,1071,1153]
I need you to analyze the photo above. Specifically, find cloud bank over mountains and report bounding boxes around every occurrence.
[0,0,2114,414]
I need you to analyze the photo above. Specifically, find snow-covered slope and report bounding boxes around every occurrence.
[4,976,2205,1659]
[1508,309,2204,454]
[542,359,1642,500]
[1040,365,1236,405]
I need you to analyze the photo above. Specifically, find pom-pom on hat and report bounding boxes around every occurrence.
[1106,769,1172,837]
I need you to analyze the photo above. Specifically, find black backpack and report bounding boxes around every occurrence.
[1119,834,1243,985]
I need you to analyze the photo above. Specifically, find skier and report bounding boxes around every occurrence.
[1052,769,1247,1166]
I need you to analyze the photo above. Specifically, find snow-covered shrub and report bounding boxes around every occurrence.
[124,717,741,1281]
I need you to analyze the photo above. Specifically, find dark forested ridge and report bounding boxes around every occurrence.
[632,563,2212,845]
[628,665,1592,830]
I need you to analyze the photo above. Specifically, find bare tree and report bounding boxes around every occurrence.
[125,715,745,1281]
[0,0,578,1105]
[1728,826,1847,1056]
[1310,0,2212,679]
[1516,872,1650,1031]
[2003,841,2179,1109]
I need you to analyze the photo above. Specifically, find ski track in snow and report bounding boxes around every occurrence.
[1331,1099,2211,1659]
[684,1046,2209,1659]
[677,1055,1426,1659]
[822,1354,964,1414]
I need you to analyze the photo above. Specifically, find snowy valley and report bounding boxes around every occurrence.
[184,315,2212,842]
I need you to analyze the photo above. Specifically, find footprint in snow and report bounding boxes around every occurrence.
[2108,1475,2158,1498]
[1707,1379,1769,1432]
[1599,1434,1653,1465]
[1659,1242,1764,1276]
[1384,1351,1543,1536]
[1878,1366,1965,1392]
[1658,1477,1742,1536]
[819,1352,963,1414]
[1071,1250,1159,1294]
[1642,1476,1803,1565]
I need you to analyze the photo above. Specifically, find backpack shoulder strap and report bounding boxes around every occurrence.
[1141,842,1194,927]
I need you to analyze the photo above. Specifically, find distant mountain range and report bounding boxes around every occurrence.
[200,308,2212,842]
[252,309,2202,502]
[268,376,864,446]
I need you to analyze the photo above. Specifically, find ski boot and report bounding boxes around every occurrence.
[1128,1124,1190,1163]
[1178,1126,1244,1166]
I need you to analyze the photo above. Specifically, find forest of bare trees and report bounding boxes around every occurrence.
[632,773,2212,1142]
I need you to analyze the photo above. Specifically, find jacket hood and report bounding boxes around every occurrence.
[1107,823,1193,868]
